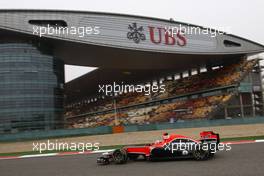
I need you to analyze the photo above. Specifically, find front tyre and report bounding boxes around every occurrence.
[97,156,110,165]
[113,149,128,164]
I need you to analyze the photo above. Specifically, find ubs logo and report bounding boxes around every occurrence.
[127,23,146,44]
[127,22,187,46]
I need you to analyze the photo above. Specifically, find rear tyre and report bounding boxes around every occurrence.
[113,149,128,164]
[145,155,155,162]
[193,149,210,161]
[207,152,215,159]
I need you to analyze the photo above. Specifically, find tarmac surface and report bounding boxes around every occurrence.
[0,143,263,176]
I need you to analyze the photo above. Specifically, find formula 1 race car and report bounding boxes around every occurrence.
[97,131,220,165]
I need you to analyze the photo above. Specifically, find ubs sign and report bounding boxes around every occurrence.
[127,23,187,46]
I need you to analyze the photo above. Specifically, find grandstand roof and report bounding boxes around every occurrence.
[0,9,264,69]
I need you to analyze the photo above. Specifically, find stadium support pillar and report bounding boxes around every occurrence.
[257,61,264,116]
[206,65,212,72]
[252,93,256,117]
[239,94,245,118]
[197,68,200,74]
[188,70,192,76]
[113,99,118,125]
[224,106,228,118]
[180,73,183,79]
[171,75,174,80]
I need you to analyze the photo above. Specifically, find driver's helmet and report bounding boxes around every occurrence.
[162,132,170,140]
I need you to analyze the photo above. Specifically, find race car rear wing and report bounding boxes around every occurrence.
[200,131,220,144]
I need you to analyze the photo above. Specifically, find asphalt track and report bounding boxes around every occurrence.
[0,143,264,176]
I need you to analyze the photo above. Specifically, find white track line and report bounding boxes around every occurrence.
[20,153,58,158]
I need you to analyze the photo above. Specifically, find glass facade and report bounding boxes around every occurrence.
[0,42,64,133]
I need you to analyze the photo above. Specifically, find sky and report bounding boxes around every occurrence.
[0,0,263,82]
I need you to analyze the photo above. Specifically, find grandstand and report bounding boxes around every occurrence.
[65,58,264,129]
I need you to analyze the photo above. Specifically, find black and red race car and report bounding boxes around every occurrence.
[97,131,220,165]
